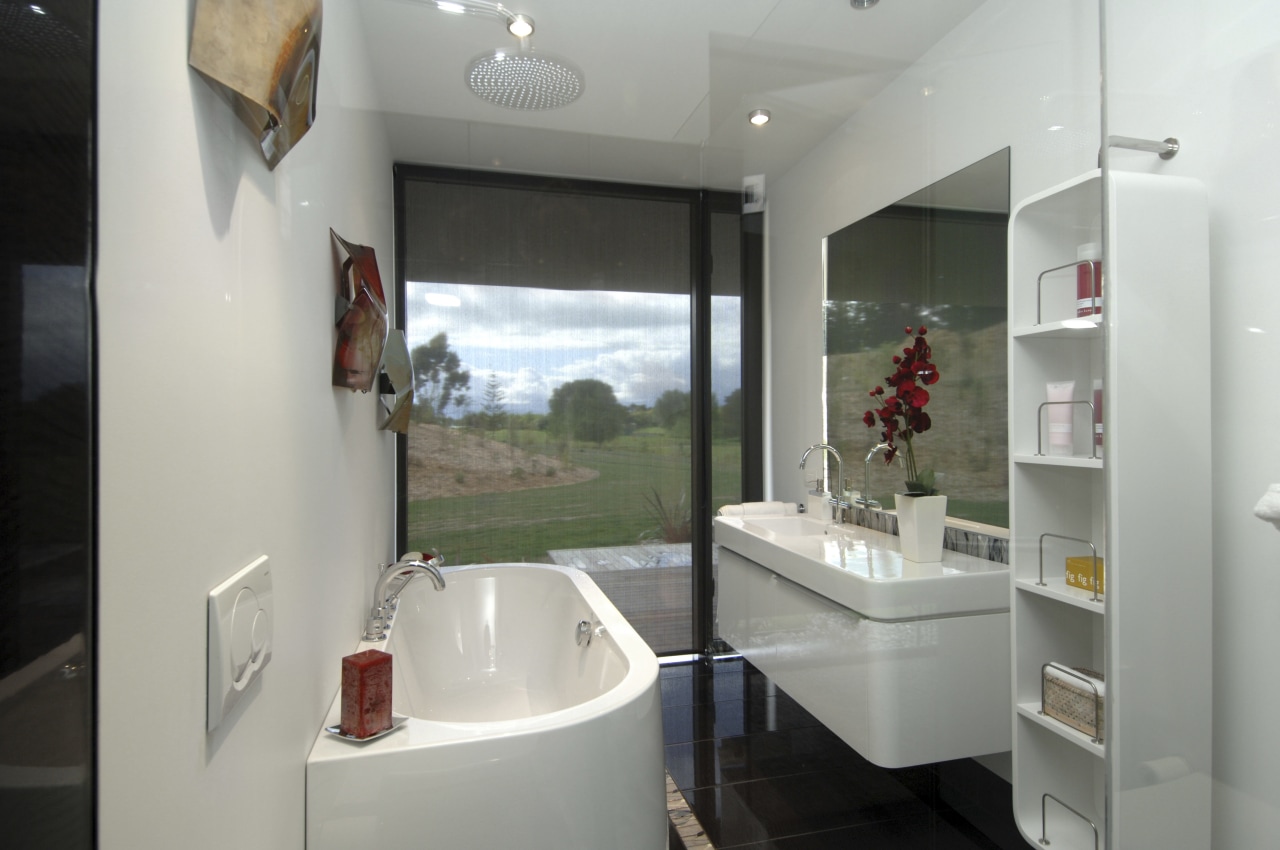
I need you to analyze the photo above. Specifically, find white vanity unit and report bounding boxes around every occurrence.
[715,513,1011,768]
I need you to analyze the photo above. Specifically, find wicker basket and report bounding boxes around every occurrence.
[1042,663,1105,740]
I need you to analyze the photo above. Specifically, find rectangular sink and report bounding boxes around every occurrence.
[742,515,831,537]
[714,514,1009,621]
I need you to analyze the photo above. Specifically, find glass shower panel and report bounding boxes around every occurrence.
[0,1,96,842]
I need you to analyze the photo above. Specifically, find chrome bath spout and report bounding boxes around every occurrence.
[363,553,446,641]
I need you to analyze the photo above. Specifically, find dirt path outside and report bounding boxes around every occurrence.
[406,423,599,500]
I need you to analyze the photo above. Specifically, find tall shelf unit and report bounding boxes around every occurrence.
[1008,169,1212,849]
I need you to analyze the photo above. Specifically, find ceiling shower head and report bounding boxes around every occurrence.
[466,49,584,110]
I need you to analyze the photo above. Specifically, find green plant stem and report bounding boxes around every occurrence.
[902,432,918,485]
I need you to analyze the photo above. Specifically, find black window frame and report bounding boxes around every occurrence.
[391,165,761,656]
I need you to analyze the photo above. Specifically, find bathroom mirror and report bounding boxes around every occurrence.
[823,148,1009,527]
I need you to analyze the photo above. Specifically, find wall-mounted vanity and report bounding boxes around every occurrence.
[716,511,1011,768]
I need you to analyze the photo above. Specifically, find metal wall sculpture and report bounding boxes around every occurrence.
[377,331,413,433]
[330,229,413,432]
[189,0,323,169]
[331,229,388,394]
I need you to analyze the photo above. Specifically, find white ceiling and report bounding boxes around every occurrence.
[356,0,986,189]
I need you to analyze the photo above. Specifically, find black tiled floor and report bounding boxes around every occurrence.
[662,657,1027,850]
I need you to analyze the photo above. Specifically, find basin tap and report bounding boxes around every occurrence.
[860,443,891,511]
[363,553,446,641]
[799,443,845,522]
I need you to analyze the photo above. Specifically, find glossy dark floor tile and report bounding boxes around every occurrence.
[661,657,1025,850]
[666,725,856,790]
[688,763,934,848]
[661,657,773,709]
[727,810,1003,849]
[662,692,822,747]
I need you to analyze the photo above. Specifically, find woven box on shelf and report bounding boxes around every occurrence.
[1042,663,1105,740]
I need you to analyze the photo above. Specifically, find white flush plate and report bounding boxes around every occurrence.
[207,555,273,732]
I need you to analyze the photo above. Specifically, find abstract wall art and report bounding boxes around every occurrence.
[189,0,323,169]
[331,229,388,394]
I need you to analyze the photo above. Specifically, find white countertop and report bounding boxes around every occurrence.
[714,514,1009,621]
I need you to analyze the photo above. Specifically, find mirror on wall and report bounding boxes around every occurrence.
[823,147,1010,527]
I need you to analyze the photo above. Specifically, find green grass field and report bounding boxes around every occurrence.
[407,432,742,565]
[406,426,1005,566]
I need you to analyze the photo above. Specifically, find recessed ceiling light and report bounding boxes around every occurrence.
[748,109,771,127]
[506,14,534,38]
[436,1,466,13]
[850,0,879,8]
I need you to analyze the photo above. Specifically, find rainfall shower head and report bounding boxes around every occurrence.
[466,49,584,110]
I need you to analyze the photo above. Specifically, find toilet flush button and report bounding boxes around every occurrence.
[229,587,258,685]
[207,555,273,732]
[250,607,269,659]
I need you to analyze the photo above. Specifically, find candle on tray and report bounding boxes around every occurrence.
[340,648,392,738]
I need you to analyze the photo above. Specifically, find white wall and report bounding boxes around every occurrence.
[1102,1,1280,843]
[96,2,394,848]
[770,0,1280,845]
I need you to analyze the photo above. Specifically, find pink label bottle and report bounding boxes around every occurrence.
[1076,242,1102,317]
[1092,379,1103,449]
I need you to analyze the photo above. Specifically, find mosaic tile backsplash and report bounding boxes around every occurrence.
[849,507,1008,564]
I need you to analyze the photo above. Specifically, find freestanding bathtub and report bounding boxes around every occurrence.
[306,563,666,850]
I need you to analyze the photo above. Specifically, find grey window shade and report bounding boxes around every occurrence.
[402,181,692,294]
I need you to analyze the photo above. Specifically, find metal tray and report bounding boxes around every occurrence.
[324,713,408,743]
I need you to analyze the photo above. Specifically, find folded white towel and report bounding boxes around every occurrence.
[718,501,797,517]
[1254,484,1280,530]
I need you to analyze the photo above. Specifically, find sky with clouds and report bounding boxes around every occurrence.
[406,281,742,415]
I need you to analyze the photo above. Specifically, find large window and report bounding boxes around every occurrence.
[394,168,754,654]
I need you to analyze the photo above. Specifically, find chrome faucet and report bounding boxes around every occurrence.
[800,443,846,523]
[363,552,446,641]
[860,443,891,511]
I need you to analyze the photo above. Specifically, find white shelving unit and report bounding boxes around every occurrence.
[1008,169,1212,849]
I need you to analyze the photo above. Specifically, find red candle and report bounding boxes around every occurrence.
[340,649,393,738]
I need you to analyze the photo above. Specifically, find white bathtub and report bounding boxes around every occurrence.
[306,563,667,850]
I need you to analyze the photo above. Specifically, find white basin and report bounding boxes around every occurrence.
[715,514,1008,621]
[741,515,831,537]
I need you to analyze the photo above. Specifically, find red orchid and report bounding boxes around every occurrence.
[864,325,941,494]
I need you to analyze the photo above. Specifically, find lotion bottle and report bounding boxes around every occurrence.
[1046,380,1076,456]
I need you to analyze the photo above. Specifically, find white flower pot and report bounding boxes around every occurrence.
[895,494,947,562]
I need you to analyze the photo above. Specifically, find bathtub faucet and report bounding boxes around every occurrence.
[363,553,446,641]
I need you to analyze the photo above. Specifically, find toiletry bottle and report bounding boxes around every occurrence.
[1046,380,1076,457]
[806,478,830,517]
[1076,242,1102,317]
[1092,379,1103,449]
